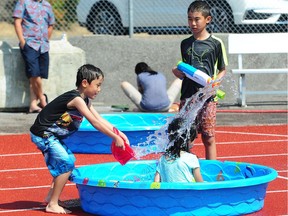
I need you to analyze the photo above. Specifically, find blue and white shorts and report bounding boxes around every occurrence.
[30,133,76,177]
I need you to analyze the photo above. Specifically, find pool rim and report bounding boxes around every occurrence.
[71,159,278,190]
[77,113,175,131]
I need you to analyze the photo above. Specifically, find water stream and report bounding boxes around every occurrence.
[132,81,221,159]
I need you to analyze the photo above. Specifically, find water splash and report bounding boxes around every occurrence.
[222,72,238,99]
[132,81,221,159]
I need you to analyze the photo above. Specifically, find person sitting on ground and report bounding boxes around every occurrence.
[154,117,204,182]
[121,62,182,112]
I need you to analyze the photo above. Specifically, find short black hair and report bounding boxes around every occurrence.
[135,62,157,75]
[76,64,104,87]
[187,0,211,17]
[165,118,197,158]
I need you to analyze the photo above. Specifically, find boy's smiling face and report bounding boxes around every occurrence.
[188,11,211,35]
[82,76,104,99]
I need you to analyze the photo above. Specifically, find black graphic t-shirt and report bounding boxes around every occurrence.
[30,90,88,138]
[180,34,227,100]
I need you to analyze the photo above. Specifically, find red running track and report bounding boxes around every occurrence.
[0,125,287,216]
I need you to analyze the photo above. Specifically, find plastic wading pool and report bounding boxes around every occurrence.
[70,160,277,216]
[62,113,174,154]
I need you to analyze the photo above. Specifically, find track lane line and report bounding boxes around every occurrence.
[217,153,287,159]
[211,139,287,145]
[217,130,288,137]
[0,207,45,214]
[0,139,286,157]
[0,183,75,191]
[0,152,41,157]
[277,176,288,180]
[0,126,286,216]
[267,190,288,193]
[0,164,88,173]
[1,154,287,173]
[0,167,46,172]
[1,152,287,173]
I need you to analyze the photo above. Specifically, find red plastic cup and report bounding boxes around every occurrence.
[111,127,135,165]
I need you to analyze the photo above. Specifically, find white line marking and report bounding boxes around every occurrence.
[217,130,288,138]
[277,170,288,173]
[0,130,286,214]
[0,207,45,214]
[0,153,287,173]
[1,139,287,157]
[0,165,86,173]
[193,139,287,146]
[0,152,40,157]
[0,183,75,191]
[0,167,46,172]
[277,175,288,180]
[267,190,288,193]
[214,139,287,145]
[217,153,288,159]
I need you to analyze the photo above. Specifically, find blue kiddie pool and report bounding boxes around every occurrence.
[62,113,174,154]
[70,160,277,216]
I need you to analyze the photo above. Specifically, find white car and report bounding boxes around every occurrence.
[76,0,288,35]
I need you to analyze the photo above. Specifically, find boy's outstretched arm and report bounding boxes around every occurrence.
[89,103,130,145]
[68,97,126,149]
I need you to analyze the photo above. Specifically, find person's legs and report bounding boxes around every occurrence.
[29,81,42,112]
[45,142,75,214]
[197,101,217,160]
[167,79,182,106]
[29,76,47,109]
[46,172,72,214]
[201,134,216,160]
[31,133,75,213]
[38,51,49,108]
[22,46,49,112]
[45,180,68,209]
[45,180,54,203]
[121,81,143,110]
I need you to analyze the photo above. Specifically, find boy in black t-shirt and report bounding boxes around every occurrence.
[172,1,228,160]
[30,64,129,214]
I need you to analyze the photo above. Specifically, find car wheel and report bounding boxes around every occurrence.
[87,3,124,35]
[207,2,234,33]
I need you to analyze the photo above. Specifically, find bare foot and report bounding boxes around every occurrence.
[28,106,42,113]
[45,197,67,209]
[46,204,72,214]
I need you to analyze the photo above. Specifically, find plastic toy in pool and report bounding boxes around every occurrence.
[62,113,174,154]
[70,159,277,216]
